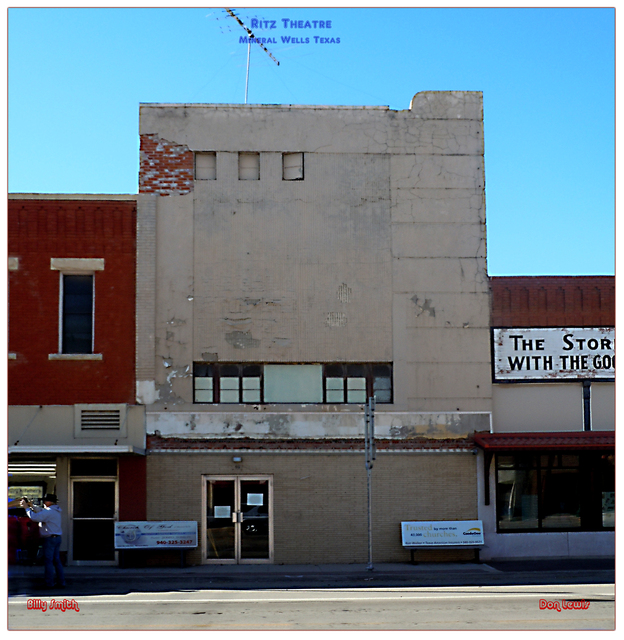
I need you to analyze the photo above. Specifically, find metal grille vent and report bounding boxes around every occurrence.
[80,409,121,430]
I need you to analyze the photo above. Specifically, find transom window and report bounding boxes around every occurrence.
[193,363,392,404]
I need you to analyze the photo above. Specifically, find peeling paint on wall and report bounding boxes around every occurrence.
[411,295,436,318]
[145,410,490,439]
[272,337,292,347]
[226,331,260,349]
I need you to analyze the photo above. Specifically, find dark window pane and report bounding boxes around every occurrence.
[62,275,93,354]
[240,480,270,559]
[497,468,539,530]
[541,468,581,529]
[71,459,117,477]
[63,275,93,312]
[220,364,240,377]
[73,481,116,518]
[324,364,343,377]
[194,363,214,377]
[561,455,580,468]
[206,480,236,560]
[601,454,615,528]
[346,364,366,377]
[242,364,261,377]
[372,364,391,377]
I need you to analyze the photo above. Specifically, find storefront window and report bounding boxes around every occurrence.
[600,454,615,528]
[497,467,539,530]
[496,452,613,532]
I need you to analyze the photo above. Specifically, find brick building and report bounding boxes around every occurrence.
[8,194,146,565]
[7,93,613,567]
[135,91,491,565]
[477,276,615,559]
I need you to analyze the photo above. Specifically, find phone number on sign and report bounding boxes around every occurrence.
[156,539,194,545]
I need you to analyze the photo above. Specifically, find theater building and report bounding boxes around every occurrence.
[477,276,615,559]
[136,91,493,564]
[7,194,146,565]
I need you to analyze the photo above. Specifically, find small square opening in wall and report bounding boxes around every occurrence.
[239,152,260,180]
[195,152,216,180]
[283,152,304,180]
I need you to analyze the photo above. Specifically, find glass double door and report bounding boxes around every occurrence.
[204,476,272,563]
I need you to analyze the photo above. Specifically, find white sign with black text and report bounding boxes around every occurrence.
[493,327,614,381]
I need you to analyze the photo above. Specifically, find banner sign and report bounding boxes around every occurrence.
[493,328,615,381]
[114,521,198,549]
[401,520,484,547]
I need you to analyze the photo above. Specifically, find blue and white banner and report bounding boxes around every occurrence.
[401,520,484,547]
[114,521,198,549]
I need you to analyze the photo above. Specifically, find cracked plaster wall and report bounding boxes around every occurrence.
[138,91,491,419]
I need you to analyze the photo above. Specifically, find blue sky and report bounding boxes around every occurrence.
[6,5,615,276]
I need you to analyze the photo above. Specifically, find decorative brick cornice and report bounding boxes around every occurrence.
[490,276,615,327]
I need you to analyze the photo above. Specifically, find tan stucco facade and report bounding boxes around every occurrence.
[136,91,491,564]
[136,91,491,418]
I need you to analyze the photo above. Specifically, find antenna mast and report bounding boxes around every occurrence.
[225,8,279,104]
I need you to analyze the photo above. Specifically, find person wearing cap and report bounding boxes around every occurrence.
[20,494,65,588]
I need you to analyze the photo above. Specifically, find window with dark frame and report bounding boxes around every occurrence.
[495,451,614,532]
[62,274,94,354]
[193,363,392,404]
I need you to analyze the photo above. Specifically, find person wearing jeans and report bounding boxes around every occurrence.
[21,494,65,588]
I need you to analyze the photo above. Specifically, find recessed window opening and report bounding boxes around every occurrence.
[239,152,260,180]
[283,152,304,180]
[62,274,94,354]
[195,152,217,180]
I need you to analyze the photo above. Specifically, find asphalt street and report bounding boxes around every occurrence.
[8,583,615,630]
[7,558,615,630]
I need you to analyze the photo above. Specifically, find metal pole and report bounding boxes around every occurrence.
[365,396,376,571]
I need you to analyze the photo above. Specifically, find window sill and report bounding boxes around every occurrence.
[49,353,103,361]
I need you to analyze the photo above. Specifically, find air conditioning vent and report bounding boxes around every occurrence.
[74,404,127,437]
[81,409,121,430]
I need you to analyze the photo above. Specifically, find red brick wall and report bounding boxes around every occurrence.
[139,134,194,195]
[118,456,147,521]
[491,276,615,327]
[8,198,137,405]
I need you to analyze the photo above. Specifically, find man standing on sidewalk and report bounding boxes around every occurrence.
[21,494,66,589]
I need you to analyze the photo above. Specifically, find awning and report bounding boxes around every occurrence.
[8,445,145,455]
[475,431,614,506]
[474,431,614,451]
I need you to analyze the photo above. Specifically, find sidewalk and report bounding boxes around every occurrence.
[8,557,614,596]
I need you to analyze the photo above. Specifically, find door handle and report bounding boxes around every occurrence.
[231,511,243,523]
